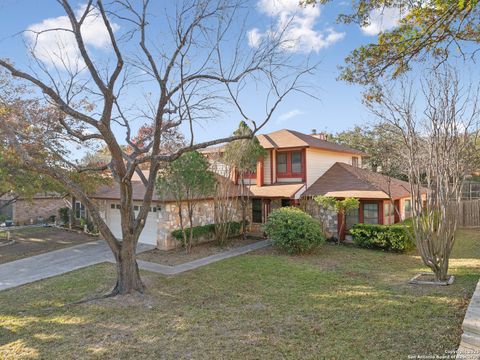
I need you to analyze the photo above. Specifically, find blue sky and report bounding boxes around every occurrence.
[0,0,400,149]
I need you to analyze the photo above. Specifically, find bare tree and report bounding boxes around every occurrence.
[368,66,480,282]
[0,0,313,295]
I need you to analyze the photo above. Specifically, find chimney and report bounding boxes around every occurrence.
[310,130,327,141]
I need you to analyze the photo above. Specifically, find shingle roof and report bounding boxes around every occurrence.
[247,183,305,198]
[257,129,366,155]
[92,173,238,202]
[201,129,367,156]
[303,162,426,199]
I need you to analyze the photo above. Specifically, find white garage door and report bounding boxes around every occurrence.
[107,203,159,245]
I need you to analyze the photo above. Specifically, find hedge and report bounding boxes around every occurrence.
[171,220,247,242]
[263,207,325,254]
[349,223,414,252]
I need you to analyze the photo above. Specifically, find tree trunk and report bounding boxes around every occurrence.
[112,240,144,295]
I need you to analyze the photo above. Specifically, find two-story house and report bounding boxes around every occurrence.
[236,129,366,229]
[90,128,425,248]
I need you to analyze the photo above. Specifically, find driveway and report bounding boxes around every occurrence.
[0,240,154,291]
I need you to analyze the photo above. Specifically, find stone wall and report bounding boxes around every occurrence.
[157,199,243,250]
[302,198,338,238]
[13,197,65,225]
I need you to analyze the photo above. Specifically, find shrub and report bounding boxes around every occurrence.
[58,207,70,224]
[171,220,247,245]
[350,223,414,252]
[263,207,324,254]
[80,217,96,233]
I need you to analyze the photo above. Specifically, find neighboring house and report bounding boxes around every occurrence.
[90,128,425,249]
[10,193,67,225]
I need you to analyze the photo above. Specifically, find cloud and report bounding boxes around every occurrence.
[361,7,402,36]
[277,109,304,124]
[25,4,119,69]
[248,0,345,53]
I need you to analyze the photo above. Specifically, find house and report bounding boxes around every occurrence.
[302,162,422,240]
[90,128,424,249]
[0,193,67,225]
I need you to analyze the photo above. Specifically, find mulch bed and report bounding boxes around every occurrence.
[137,236,263,266]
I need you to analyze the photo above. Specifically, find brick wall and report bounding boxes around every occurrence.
[13,197,66,225]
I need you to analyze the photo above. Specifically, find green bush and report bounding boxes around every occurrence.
[80,217,95,233]
[58,207,70,224]
[263,207,324,254]
[350,223,414,252]
[171,220,247,244]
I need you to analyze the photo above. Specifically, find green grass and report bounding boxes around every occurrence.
[0,229,479,359]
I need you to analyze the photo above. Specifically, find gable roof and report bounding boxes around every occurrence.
[201,129,367,156]
[303,162,426,199]
[92,173,239,202]
[257,129,366,155]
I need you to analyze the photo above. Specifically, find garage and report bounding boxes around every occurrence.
[107,203,159,246]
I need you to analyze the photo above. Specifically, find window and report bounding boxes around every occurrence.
[404,199,412,219]
[277,153,287,174]
[252,199,263,223]
[352,157,359,167]
[383,202,394,225]
[281,199,291,207]
[276,151,303,176]
[75,201,85,219]
[134,205,139,211]
[110,204,115,209]
[116,204,121,209]
[345,208,359,230]
[363,203,379,224]
[291,151,302,173]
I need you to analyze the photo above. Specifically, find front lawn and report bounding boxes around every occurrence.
[0,229,479,359]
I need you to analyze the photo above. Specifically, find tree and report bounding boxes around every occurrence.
[368,66,480,282]
[156,151,216,252]
[330,123,407,179]
[313,196,360,244]
[0,1,311,295]
[303,1,480,89]
[223,121,266,239]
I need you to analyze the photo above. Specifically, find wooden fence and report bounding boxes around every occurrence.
[458,200,480,228]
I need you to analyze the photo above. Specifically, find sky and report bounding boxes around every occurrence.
[0,0,403,152]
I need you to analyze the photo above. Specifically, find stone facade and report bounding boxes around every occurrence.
[157,199,243,250]
[302,198,338,238]
[13,197,66,225]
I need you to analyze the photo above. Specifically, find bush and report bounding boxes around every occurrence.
[80,217,96,233]
[58,207,70,224]
[350,223,414,252]
[263,207,324,254]
[171,220,247,244]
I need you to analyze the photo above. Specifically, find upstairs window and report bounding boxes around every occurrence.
[277,153,287,174]
[291,151,302,173]
[276,151,303,177]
